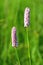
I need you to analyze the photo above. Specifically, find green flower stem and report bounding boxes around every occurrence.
[25,27,32,65]
[15,48,20,65]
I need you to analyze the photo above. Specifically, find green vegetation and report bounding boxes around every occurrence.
[0,0,43,65]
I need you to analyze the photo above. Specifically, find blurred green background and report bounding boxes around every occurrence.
[0,0,43,65]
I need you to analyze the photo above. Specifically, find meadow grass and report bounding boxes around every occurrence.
[0,0,43,65]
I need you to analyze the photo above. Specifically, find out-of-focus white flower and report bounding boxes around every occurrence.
[24,7,30,27]
[11,27,18,47]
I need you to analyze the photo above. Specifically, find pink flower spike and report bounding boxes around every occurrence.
[24,7,30,27]
[11,27,18,47]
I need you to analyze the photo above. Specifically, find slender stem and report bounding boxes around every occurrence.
[25,27,32,65]
[15,48,21,65]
